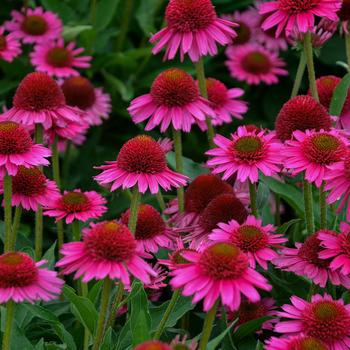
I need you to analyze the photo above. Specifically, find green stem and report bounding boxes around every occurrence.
[82,279,90,350]
[172,128,185,213]
[153,289,181,340]
[106,282,124,330]
[346,32,350,70]
[2,301,15,350]
[62,141,72,189]
[92,278,112,350]
[320,182,327,229]
[11,205,22,251]
[156,191,166,212]
[249,181,258,217]
[128,186,141,234]
[199,301,219,350]
[303,178,315,235]
[72,220,81,241]
[195,58,215,148]
[116,0,134,52]
[304,31,319,102]
[4,174,12,253]
[291,51,306,98]
[35,205,43,260]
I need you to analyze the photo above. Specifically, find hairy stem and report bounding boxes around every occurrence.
[172,128,185,213]
[2,301,15,350]
[291,51,306,98]
[303,178,315,235]
[199,301,219,350]
[304,31,319,102]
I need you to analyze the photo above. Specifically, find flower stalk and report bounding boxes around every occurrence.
[249,181,258,217]
[2,301,15,350]
[4,174,12,253]
[303,178,315,235]
[172,127,185,213]
[199,300,219,350]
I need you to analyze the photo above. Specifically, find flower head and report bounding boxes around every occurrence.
[134,341,172,350]
[0,121,51,177]
[150,0,238,62]
[259,0,341,37]
[170,242,271,311]
[2,72,83,131]
[284,129,348,187]
[207,126,283,183]
[94,135,188,194]
[61,76,111,126]
[0,252,63,303]
[225,43,287,85]
[128,68,214,132]
[5,7,62,44]
[275,95,332,141]
[121,204,176,253]
[0,27,21,62]
[56,221,156,284]
[265,335,328,350]
[275,230,350,288]
[0,166,60,211]
[44,189,107,224]
[275,294,350,349]
[209,215,286,269]
[30,38,91,78]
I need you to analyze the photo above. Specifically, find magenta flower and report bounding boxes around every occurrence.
[274,230,350,288]
[43,189,107,224]
[30,38,91,78]
[259,0,341,37]
[206,126,283,183]
[128,68,214,133]
[275,294,350,349]
[284,129,348,188]
[94,135,188,194]
[150,0,238,62]
[0,252,63,303]
[0,121,51,177]
[120,204,176,254]
[225,43,287,85]
[5,7,62,44]
[170,242,271,311]
[56,221,156,284]
[134,341,171,350]
[209,215,286,270]
[0,27,21,62]
[265,335,328,350]
[0,166,60,211]
[319,222,350,275]
[61,76,111,126]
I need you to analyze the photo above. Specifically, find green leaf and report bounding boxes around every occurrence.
[207,321,236,350]
[62,285,98,335]
[42,242,57,270]
[233,316,272,341]
[135,0,163,35]
[277,219,302,235]
[62,25,92,41]
[330,73,350,116]
[95,0,120,31]
[103,71,134,101]
[150,296,195,332]
[257,181,270,211]
[167,152,208,179]
[129,283,151,346]
[40,0,77,22]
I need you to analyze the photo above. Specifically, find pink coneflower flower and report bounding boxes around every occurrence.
[225,44,287,85]
[274,230,350,288]
[203,78,248,126]
[5,7,62,44]
[120,204,176,254]
[150,0,238,62]
[223,9,259,46]
[1,72,83,130]
[56,221,156,284]
[94,135,188,194]
[0,252,63,303]
[170,335,198,350]
[275,95,332,141]
[30,38,91,78]
[259,0,342,37]
[128,68,214,133]
[206,126,283,183]
[319,222,350,275]
[0,121,51,177]
[209,215,286,269]
[0,166,59,211]
[265,335,328,350]
[61,76,111,126]
[165,174,235,228]
[158,137,173,153]
[186,193,248,247]
[275,294,350,349]
[324,153,350,220]
[0,27,21,62]
[228,297,278,332]
[170,242,271,311]
[43,189,107,224]
[134,341,171,350]
[284,129,348,187]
